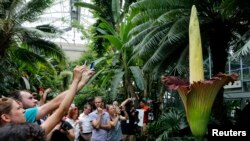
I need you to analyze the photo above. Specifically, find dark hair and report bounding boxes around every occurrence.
[0,123,45,141]
[84,104,91,109]
[140,99,147,104]
[87,97,94,102]
[9,90,23,102]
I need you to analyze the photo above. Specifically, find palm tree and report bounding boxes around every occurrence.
[0,0,66,68]
[127,0,250,122]
[0,0,66,93]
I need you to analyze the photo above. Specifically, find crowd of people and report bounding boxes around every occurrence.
[0,64,152,141]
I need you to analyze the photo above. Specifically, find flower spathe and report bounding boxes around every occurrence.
[162,73,238,138]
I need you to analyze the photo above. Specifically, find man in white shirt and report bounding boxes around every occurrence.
[78,104,93,141]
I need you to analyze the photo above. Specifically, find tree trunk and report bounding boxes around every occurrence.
[210,19,231,124]
[0,37,10,57]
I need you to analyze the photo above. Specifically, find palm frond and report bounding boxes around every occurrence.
[137,23,171,56]
[142,40,172,71]
[157,9,190,24]
[16,0,54,22]
[231,29,250,58]
[172,46,189,75]
[143,18,188,70]
[125,25,155,48]
[130,0,169,11]
[166,17,189,44]
[233,39,250,58]
[17,26,61,39]
[147,108,186,140]
[23,38,66,64]
[128,20,153,36]
[132,8,168,25]
[143,35,188,72]
[220,0,238,18]
[11,47,56,75]
[8,0,24,18]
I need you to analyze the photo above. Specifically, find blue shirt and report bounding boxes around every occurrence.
[107,120,122,141]
[89,110,110,141]
[25,107,38,123]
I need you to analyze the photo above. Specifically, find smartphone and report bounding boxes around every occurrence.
[89,62,95,69]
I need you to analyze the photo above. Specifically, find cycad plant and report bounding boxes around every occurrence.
[147,107,193,141]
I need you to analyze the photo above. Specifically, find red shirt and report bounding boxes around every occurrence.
[142,106,150,124]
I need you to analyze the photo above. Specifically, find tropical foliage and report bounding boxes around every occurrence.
[126,0,250,122]
[0,0,67,94]
[147,108,192,141]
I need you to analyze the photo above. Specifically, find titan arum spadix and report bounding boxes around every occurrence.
[161,5,238,140]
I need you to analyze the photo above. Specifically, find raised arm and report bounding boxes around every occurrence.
[119,106,128,121]
[36,65,93,120]
[120,98,132,107]
[41,65,94,135]
[110,116,119,127]
[38,88,51,106]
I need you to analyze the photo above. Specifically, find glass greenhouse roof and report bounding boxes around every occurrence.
[23,0,95,44]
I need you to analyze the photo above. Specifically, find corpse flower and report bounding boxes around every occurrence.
[161,5,238,140]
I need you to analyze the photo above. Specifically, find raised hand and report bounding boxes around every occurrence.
[73,65,85,82]
[80,64,95,84]
[97,107,103,115]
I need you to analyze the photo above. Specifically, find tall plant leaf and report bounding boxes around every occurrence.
[110,70,124,100]
[129,66,144,90]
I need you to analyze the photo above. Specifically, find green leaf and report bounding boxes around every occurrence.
[85,68,105,86]
[110,70,124,100]
[12,47,56,75]
[97,35,122,49]
[129,66,144,90]
[74,2,103,14]
[112,0,121,23]
[98,17,118,36]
